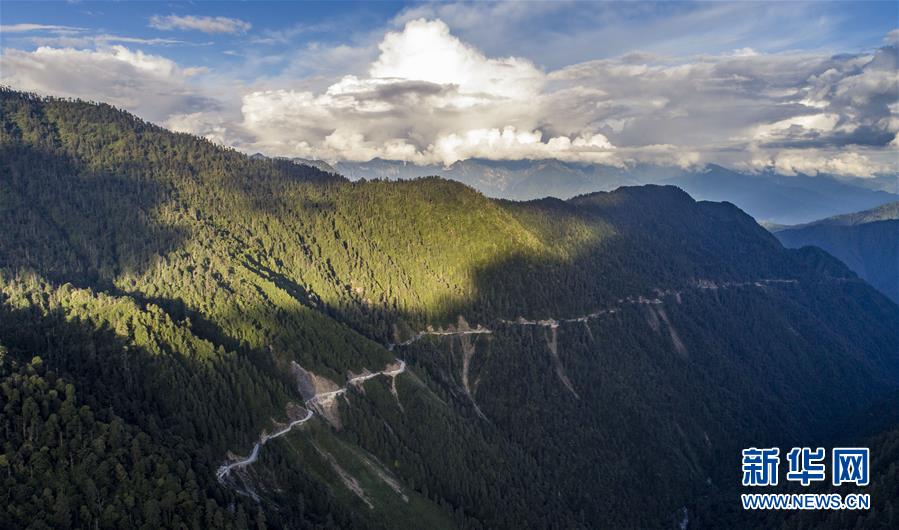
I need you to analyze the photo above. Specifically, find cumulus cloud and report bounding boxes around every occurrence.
[227,19,560,164]
[230,19,616,165]
[225,18,896,173]
[433,127,616,165]
[1,16,895,177]
[0,45,215,123]
[546,48,896,154]
[370,19,543,101]
[149,15,251,34]
[766,150,889,178]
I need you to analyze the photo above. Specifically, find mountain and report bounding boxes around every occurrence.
[666,165,899,225]
[837,173,899,194]
[292,158,338,174]
[2,89,898,528]
[251,152,338,174]
[773,202,899,303]
[333,158,898,225]
[779,201,899,228]
[334,158,650,198]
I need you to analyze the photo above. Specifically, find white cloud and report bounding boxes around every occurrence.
[1,16,895,177]
[768,150,887,178]
[0,22,198,47]
[432,127,615,165]
[0,45,213,123]
[149,15,251,35]
[752,113,841,141]
[886,29,899,45]
[25,34,193,47]
[231,19,621,165]
[0,23,84,33]
[229,19,897,172]
[370,19,543,101]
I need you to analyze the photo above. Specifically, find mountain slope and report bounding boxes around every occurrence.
[335,158,660,199]
[785,201,899,227]
[333,158,898,224]
[251,153,339,174]
[2,89,898,528]
[665,165,899,225]
[774,202,899,302]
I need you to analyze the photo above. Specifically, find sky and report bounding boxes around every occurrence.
[1,1,897,177]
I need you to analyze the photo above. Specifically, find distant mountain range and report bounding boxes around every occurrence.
[669,165,898,226]
[773,202,899,302]
[250,152,338,174]
[333,158,640,198]
[266,156,897,225]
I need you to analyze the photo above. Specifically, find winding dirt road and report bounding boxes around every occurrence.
[217,361,406,485]
[218,278,798,489]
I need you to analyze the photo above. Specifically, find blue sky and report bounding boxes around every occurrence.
[2,2,398,72]
[2,1,895,70]
[1,1,897,176]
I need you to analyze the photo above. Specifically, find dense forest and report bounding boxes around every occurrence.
[1,88,898,528]
[774,202,899,303]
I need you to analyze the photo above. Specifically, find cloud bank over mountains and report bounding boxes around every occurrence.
[2,15,896,177]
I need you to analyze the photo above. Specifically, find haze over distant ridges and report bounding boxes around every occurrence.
[775,202,899,302]
[326,157,898,225]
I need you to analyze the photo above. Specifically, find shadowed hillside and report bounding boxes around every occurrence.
[2,89,898,528]
[774,202,899,303]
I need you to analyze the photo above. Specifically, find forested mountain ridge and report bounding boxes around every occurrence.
[2,88,898,528]
[774,202,899,303]
[664,165,898,225]
[331,158,899,225]
[778,201,899,228]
